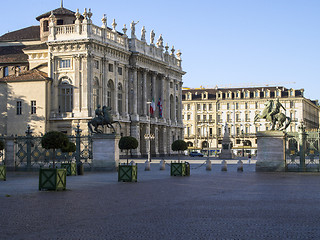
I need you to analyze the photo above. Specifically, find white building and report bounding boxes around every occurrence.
[0,5,185,157]
[182,86,319,156]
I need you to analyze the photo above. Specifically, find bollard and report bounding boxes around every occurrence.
[206,159,212,171]
[237,159,243,172]
[221,160,227,171]
[145,160,151,171]
[160,159,165,170]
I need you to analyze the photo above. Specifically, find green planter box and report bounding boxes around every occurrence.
[118,164,137,182]
[0,165,6,181]
[171,162,190,176]
[61,163,77,176]
[39,168,67,191]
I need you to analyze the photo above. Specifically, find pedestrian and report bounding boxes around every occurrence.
[247,153,251,164]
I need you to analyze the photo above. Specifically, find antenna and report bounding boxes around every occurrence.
[61,0,63,8]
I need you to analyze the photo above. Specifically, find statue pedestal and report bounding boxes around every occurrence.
[256,131,286,172]
[92,134,120,171]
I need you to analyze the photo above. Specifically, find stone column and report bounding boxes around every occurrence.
[130,122,140,157]
[162,127,167,156]
[178,82,183,124]
[131,67,138,120]
[159,74,165,120]
[154,125,159,156]
[142,69,148,116]
[82,54,90,115]
[166,76,171,124]
[102,58,108,106]
[168,128,173,155]
[114,61,119,118]
[124,65,130,119]
[73,55,81,113]
[151,72,156,106]
[173,79,177,124]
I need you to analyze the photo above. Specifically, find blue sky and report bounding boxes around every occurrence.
[1,0,319,101]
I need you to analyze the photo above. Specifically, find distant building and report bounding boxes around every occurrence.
[182,86,319,156]
[0,5,185,157]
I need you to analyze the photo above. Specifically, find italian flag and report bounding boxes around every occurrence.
[150,97,156,115]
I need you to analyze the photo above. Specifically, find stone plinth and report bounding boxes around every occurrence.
[256,131,286,172]
[92,134,120,171]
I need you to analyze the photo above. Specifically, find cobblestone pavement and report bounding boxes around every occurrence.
[1,163,320,240]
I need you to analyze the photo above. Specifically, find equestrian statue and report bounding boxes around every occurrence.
[254,98,291,131]
[88,105,121,134]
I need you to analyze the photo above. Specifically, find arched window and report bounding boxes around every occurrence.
[170,95,174,120]
[118,83,123,114]
[187,141,193,147]
[202,141,209,148]
[93,77,100,110]
[107,80,114,109]
[58,77,73,113]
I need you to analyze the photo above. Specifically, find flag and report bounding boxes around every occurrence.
[150,97,155,115]
[157,97,163,118]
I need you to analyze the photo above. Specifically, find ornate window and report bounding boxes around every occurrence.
[107,80,114,109]
[58,77,73,113]
[43,20,49,32]
[59,59,71,68]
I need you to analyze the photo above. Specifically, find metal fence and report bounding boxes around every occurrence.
[1,126,93,170]
[285,126,320,171]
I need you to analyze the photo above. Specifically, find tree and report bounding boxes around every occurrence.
[119,136,139,164]
[41,131,69,168]
[172,140,188,162]
[61,142,76,162]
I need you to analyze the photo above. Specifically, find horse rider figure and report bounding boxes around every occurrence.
[88,105,121,134]
[269,98,286,126]
[95,104,104,123]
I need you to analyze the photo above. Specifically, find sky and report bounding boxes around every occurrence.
[1,0,319,101]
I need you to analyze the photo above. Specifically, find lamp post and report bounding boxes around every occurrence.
[241,129,244,157]
[144,102,155,163]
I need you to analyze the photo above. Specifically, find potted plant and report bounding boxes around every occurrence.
[0,139,6,181]
[39,131,69,190]
[118,136,138,182]
[171,140,190,176]
[61,142,77,176]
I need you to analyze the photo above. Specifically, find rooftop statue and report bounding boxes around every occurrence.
[254,98,291,131]
[130,20,139,38]
[88,105,121,134]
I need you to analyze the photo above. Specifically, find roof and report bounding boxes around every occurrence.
[36,7,76,21]
[23,43,48,51]
[0,46,28,63]
[0,26,40,42]
[182,86,305,100]
[0,69,50,82]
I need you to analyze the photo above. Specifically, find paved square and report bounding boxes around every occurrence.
[1,163,320,239]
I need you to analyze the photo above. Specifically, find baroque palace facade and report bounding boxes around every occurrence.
[182,86,320,156]
[0,5,185,157]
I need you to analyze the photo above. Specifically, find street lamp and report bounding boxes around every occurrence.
[144,102,155,163]
[241,129,244,157]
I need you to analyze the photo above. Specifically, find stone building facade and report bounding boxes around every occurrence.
[0,6,185,157]
[182,86,319,156]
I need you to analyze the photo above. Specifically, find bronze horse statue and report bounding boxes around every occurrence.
[88,106,121,134]
[254,99,291,131]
